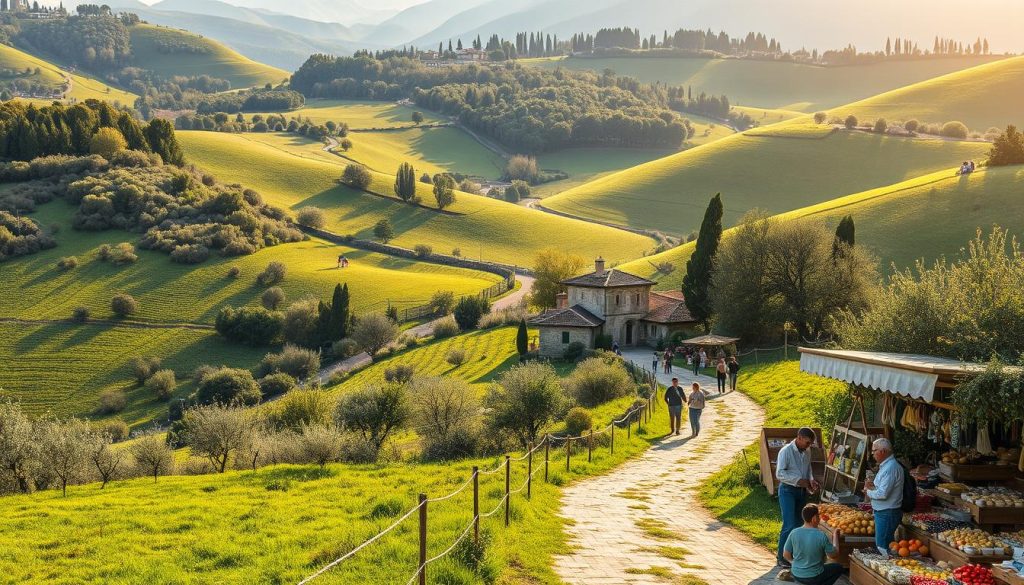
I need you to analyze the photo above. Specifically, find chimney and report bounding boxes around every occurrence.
[594,257,605,276]
[555,292,568,309]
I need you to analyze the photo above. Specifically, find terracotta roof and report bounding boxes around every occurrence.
[528,304,604,328]
[561,268,657,289]
[642,291,696,324]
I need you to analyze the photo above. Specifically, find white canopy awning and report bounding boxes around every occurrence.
[799,351,939,402]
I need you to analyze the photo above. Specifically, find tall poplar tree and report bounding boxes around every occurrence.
[682,193,723,332]
[516,318,529,359]
[329,283,349,341]
[394,162,416,202]
[833,215,855,260]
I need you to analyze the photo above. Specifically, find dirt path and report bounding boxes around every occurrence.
[554,349,785,585]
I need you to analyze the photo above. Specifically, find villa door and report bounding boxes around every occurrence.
[625,321,634,345]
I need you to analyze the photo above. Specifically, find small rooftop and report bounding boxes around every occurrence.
[528,305,605,328]
[643,291,696,324]
[561,257,657,289]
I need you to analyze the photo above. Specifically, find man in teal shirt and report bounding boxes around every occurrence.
[783,504,845,585]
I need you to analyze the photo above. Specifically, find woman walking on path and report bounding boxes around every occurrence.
[699,349,708,372]
[688,382,707,438]
[652,351,660,373]
[728,356,740,392]
[715,358,728,394]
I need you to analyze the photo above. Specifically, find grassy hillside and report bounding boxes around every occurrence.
[529,55,1008,111]
[342,127,506,178]
[129,24,288,89]
[543,128,988,236]
[179,131,656,267]
[0,43,136,104]
[264,99,447,129]
[833,55,1024,131]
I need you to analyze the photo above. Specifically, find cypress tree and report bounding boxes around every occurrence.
[394,162,416,202]
[516,318,528,359]
[833,215,855,260]
[329,283,349,341]
[315,299,332,346]
[682,193,723,332]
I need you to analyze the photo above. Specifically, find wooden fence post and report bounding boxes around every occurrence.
[503,455,511,528]
[587,429,593,462]
[418,493,427,585]
[472,466,479,545]
[544,435,550,482]
[565,437,571,472]
[527,442,533,499]
[637,408,642,434]
[610,423,615,454]
[627,417,631,439]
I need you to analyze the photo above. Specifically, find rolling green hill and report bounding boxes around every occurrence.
[128,24,288,89]
[830,55,1024,131]
[0,43,136,104]
[543,128,988,237]
[618,165,1024,290]
[178,131,657,267]
[528,55,1008,112]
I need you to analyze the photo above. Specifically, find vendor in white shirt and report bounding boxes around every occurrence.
[775,427,820,567]
[863,438,904,556]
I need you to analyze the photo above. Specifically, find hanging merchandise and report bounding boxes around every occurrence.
[950,416,961,449]
[976,423,994,456]
[881,395,896,429]
[928,410,944,442]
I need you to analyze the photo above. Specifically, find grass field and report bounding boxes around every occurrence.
[341,126,506,178]
[543,128,988,236]
[0,204,501,325]
[129,24,288,89]
[528,55,1008,112]
[261,99,447,129]
[0,43,136,105]
[699,360,845,550]
[834,55,1024,132]
[179,131,656,267]
[0,354,669,584]
[733,106,806,124]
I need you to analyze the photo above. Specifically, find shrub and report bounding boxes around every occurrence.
[258,344,321,380]
[453,296,490,331]
[445,347,467,367]
[432,314,460,339]
[99,242,138,265]
[420,172,432,184]
[331,338,359,358]
[111,293,138,317]
[563,356,632,407]
[94,419,129,442]
[57,256,78,270]
[430,290,455,315]
[339,138,353,151]
[169,243,210,264]
[563,341,585,361]
[145,369,177,401]
[261,287,286,310]
[269,389,333,430]
[413,244,432,258]
[813,112,827,124]
[505,154,538,182]
[341,163,372,190]
[873,118,887,133]
[195,367,261,406]
[383,363,416,384]
[903,119,919,133]
[71,306,90,322]
[484,362,566,446]
[281,297,321,348]
[351,313,398,356]
[451,247,461,257]
[227,265,241,278]
[844,114,858,129]
[564,407,593,436]
[215,305,283,346]
[373,218,394,244]
[96,388,127,414]
[296,206,326,229]
[334,382,410,453]
[258,372,296,398]
[257,261,286,286]
[89,127,127,159]
[478,306,527,329]
[410,377,482,460]
[941,121,969,139]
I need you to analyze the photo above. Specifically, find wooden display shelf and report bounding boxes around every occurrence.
[819,522,876,568]
[992,564,1024,585]
[759,427,825,496]
[939,461,1020,482]
[922,487,961,505]
[849,556,890,585]
[962,501,1024,527]
[927,537,1011,568]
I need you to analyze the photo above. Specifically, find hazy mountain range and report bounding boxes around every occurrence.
[56,0,1024,71]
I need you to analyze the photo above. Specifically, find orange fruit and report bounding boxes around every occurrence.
[918,545,929,556]
[909,543,920,552]
[898,547,910,557]
[899,540,909,548]
[889,541,899,550]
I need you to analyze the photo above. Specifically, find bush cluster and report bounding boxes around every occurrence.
[258,344,321,380]
[215,306,283,346]
[0,210,56,262]
[453,296,490,331]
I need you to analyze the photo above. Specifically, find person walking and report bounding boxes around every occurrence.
[715,358,728,394]
[691,348,700,376]
[664,378,686,436]
[699,348,707,372]
[687,382,706,438]
[652,351,660,373]
[663,349,672,374]
[783,504,845,585]
[727,356,740,392]
[864,438,904,557]
[776,427,820,567]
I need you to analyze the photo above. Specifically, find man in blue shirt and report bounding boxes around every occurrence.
[783,504,844,585]
[775,427,820,567]
[664,378,686,436]
[864,437,904,556]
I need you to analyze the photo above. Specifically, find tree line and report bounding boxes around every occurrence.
[572,27,782,54]
[16,12,130,70]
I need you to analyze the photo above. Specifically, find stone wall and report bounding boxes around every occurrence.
[538,327,595,358]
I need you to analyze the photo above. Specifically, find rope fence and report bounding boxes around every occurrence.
[297,385,659,585]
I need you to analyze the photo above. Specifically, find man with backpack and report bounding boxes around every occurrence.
[864,438,906,556]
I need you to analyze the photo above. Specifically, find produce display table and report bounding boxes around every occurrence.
[849,556,890,585]
[940,462,1020,482]
[758,427,825,496]
[819,522,877,567]
[903,525,932,547]
[927,537,1011,568]
[962,501,1024,529]
[992,564,1024,585]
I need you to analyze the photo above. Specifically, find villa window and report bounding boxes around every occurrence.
[616,294,621,305]
[562,331,570,344]
[635,293,640,305]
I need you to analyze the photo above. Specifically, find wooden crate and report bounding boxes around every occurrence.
[849,556,890,585]
[927,537,1011,568]
[903,525,932,547]
[962,501,1024,527]
[992,565,1024,585]
[939,461,1020,482]
[759,427,825,496]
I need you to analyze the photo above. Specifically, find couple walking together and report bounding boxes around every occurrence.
[664,378,706,437]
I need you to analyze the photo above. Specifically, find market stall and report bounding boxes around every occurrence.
[759,426,826,496]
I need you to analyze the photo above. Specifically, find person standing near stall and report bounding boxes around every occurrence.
[864,438,904,557]
[776,427,820,567]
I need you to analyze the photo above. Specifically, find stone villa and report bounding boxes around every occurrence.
[528,258,698,358]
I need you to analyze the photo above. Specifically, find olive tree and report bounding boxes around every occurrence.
[484,362,566,446]
[89,430,128,488]
[300,424,344,467]
[130,432,175,482]
[182,403,258,473]
[0,401,39,493]
[351,313,398,356]
[410,377,482,460]
[39,417,93,496]
[334,382,410,454]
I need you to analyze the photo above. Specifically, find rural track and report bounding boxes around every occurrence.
[0,316,214,330]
